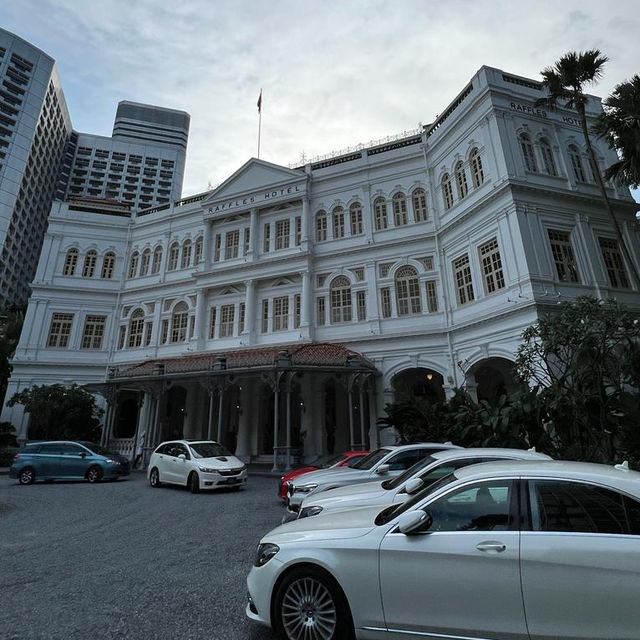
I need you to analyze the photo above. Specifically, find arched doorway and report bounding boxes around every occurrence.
[468,357,519,402]
[164,385,187,440]
[114,393,139,438]
[392,368,445,404]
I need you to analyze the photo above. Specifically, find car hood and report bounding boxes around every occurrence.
[264,505,383,543]
[311,479,385,499]
[195,455,244,470]
[292,468,369,487]
[109,454,130,464]
[303,484,392,512]
[282,466,318,483]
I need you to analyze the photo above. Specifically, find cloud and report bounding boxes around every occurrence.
[4,0,640,196]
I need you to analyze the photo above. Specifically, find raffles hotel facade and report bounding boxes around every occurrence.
[2,66,639,468]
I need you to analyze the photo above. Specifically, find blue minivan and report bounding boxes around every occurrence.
[9,441,130,484]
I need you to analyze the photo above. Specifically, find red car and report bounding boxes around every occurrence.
[278,450,370,499]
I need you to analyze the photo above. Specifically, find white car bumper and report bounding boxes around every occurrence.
[199,469,248,490]
[246,556,284,628]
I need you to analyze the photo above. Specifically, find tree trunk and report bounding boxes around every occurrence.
[577,104,640,289]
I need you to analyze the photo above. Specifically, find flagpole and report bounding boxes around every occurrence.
[257,88,262,159]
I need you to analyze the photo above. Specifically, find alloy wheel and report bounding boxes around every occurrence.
[19,468,35,485]
[87,467,102,483]
[281,577,337,640]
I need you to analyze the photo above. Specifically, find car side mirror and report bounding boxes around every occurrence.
[397,510,432,535]
[178,454,186,461]
[79,452,87,458]
[404,477,424,495]
[375,464,390,475]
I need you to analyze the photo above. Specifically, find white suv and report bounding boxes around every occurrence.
[147,440,247,493]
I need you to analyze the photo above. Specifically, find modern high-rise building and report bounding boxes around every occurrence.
[0,28,190,310]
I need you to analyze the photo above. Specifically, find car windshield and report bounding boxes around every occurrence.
[353,448,391,471]
[318,454,346,468]
[381,455,438,490]
[375,472,458,525]
[189,442,232,458]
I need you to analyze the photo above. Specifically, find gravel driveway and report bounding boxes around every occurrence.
[0,471,283,640]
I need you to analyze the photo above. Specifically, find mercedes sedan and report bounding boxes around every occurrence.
[247,460,640,640]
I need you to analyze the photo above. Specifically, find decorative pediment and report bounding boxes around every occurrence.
[219,286,241,296]
[272,276,296,287]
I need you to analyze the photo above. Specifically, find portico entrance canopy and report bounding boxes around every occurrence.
[92,343,379,470]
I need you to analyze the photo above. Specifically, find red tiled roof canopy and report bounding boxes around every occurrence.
[111,343,377,379]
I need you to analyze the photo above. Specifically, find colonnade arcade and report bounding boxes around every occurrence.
[92,343,378,471]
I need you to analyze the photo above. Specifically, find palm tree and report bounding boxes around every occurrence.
[594,75,640,188]
[536,51,640,289]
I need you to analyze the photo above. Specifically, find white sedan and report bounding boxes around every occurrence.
[247,460,640,640]
[147,439,247,493]
[296,447,552,519]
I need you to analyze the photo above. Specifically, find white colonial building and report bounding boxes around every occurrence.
[3,65,639,467]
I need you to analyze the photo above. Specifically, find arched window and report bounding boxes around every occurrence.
[412,188,428,222]
[316,210,328,242]
[588,156,600,182]
[393,193,408,226]
[194,237,203,264]
[539,138,557,176]
[441,174,454,210]
[374,197,388,230]
[170,302,189,343]
[330,276,352,323]
[568,144,586,182]
[82,250,97,278]
[63,248,79,276]
[128,252,139,278]
[140,249,151,276]
[350,203,363,235]
[470,148,484,187]
[332,206,345,239]
[168,242,179,271]
[151,246,163,274]
[395,266,421,316]
[455,162,468,199]
[181,240,192,269]
[519,133,537,172]
[101,252,116,279]
[128,309,145,348]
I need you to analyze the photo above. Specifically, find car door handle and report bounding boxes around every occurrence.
[476,541,506,553]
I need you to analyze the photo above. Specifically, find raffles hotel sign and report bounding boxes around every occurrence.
[207,183,305,215]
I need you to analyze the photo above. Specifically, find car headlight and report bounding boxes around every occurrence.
[253,543,280,567]
[298,505,323,519]
[198,466,218,473]
[295,483,318,493]
[104,459,117,464]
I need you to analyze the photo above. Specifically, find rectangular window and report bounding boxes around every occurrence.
[144,322,153,346]
[273,296,289,331]
[316,297,325,326]
[214,234,221,262]
[263,223,271,253]
[333,209,345,239]
[426,281,438,312]
[479,238,506,294]
[209,307,217,339]
[453,254,475,305]
[357,291,366,321]
[350,206,363,235]
[81,315,105,349]
[243,228,250,255]
[219,304,235,337]
[262,299,269,332]
[547,229,580,283]
[316,214,327,242]
[47,313,74,348]
[225,230,239,260]
[295,216,302,246]
[239,303,245,333]
[598,238,630,289]
[294,294,301,328]
[275,219,290,250]
[381,288,392,318]
[161,319,169,344]
[118,325,126,350]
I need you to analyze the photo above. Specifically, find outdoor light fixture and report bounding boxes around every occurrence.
[426,373,433,381]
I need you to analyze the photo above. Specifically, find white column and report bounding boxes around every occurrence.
[365,262,379,320]
[202,220,213,270]
[301,195,310,250]
[248,208,258,260]
[243,279,255,342]
[300,270,311,339]
[361,184,374,243]
[193,289,206,345]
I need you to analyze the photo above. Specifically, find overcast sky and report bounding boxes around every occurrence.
[4,0,640,199]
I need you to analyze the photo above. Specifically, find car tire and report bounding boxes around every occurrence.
[188,472,200,494]
[18,467,36,485]
[86,465,103,483]
[149,467,162,488]
[273,566,353,640]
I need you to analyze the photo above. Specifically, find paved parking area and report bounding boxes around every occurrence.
[0,471,284,640]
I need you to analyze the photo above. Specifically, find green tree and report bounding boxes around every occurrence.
[536,51,640,288]
[515,297,640,462]
[7,384,103,442]
[594,74,640,188]
[0,421,18,448]
[0,309,25,407]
